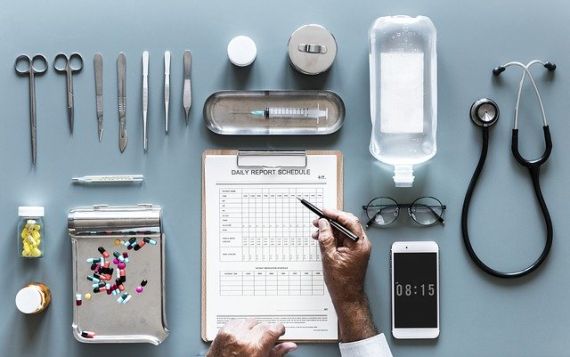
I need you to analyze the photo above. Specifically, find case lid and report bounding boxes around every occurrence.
[15,286,43,314]
[68,204,162,237]
[18,206,44,217]
[288,24,337,75]
[203,90,345,135]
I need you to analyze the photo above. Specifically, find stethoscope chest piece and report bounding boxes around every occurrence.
[470,98,499,128]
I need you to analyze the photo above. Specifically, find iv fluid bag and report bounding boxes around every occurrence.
[369,16,437,187]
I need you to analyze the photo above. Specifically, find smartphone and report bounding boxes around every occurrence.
[391,241,439,339]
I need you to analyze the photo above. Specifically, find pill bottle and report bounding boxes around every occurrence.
[15,282,51,314]
[18,206,45,258]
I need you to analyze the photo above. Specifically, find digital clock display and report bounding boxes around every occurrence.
[394,252,438,328]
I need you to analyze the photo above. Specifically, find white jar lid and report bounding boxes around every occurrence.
[15,286,43,314]
[227,36,257,67]
[18,206,44,217]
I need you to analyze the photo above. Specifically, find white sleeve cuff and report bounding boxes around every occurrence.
[339,333,393,357]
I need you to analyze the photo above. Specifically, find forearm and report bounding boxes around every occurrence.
[334,295,378,343]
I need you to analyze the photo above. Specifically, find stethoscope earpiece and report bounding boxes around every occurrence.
[492,66,505,76]
[544,62,556,71]
[470,98,499,128]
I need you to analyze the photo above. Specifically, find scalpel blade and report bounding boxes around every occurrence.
[117,52,127,153]
[94,53,104,141]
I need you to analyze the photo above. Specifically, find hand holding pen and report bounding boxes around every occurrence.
[311,208,377,343]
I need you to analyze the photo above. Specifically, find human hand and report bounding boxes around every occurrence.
[206,319,298,357]
[312,209,372,305]
[312,209,377,342]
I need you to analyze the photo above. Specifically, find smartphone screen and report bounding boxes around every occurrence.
[393,252,438,328]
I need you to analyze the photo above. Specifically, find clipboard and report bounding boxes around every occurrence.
[201,149,343,342]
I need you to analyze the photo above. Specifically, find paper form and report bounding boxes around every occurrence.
[204,154,339,341]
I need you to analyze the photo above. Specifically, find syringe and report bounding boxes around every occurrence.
[233,105,328,123]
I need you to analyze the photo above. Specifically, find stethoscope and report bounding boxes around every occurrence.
[461,60,556,279]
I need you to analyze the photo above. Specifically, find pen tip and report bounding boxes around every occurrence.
[295,196,302,201]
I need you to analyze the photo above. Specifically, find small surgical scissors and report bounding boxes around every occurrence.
[54,53,83,134]
[15,54,48,165]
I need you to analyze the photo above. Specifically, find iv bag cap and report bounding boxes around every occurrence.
[393,165,415,187]
[227,36,257,67]
[18,206,44,217]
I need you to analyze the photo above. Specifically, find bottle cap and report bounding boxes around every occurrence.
[227,36,257,67]
[288,24,337,75]
[18,206,44,217]
[393,165,415,187]
[15,286,43,314]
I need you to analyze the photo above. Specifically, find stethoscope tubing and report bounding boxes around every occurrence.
[462,60,554,279]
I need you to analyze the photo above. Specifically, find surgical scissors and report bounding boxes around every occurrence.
[15,54,48,165]
[54,53,83,134]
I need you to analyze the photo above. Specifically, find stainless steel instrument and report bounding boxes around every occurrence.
[183,50,192,123]
[72,174,144,185]
[142,51,149,152]
[164,51,171,133]
[15,54,48,165]
[117,53,127,153]
[54,53,83,134]
[94,53,104,141]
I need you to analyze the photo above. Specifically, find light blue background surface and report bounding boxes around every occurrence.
[1,0,569,356]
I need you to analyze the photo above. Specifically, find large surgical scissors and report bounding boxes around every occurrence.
[15,54,48,165]
[54,53,83,134]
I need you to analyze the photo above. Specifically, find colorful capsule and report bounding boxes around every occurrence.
[90,263,98,271]
[86,257,103,264]
[87,275,100,283]
[141,280,148,287]
[99,267,113,275]
[144,237,158,245]
[112,258,120,265]
[117,262,126,269]
[81,331,95,338]
[98,247,110,258]
[75,294,82,306]
[123,294,132,304]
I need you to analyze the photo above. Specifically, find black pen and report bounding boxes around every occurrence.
[297,197,359,242]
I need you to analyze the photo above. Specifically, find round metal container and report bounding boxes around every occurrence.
[288,24,337,75]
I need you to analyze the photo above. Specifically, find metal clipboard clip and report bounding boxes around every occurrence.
[236,150,307,168]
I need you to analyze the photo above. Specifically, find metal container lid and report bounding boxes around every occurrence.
[288,24,337,75]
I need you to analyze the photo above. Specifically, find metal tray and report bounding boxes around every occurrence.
[203,90,345,135]
[68,204,168,345]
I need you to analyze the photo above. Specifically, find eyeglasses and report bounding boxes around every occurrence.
[362,196,446,228]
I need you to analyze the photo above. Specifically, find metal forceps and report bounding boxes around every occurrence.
[15,54,48,165]
[54,53,83,134]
